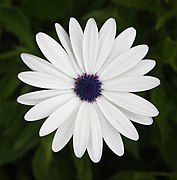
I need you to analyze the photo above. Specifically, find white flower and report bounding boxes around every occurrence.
[17,18,160,163]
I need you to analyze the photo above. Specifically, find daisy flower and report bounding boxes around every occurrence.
[17,18,160,163]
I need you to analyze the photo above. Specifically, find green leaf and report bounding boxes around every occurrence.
[110,171,156,180]
[156,129,177,170]
[170,172,177,180]
[0,5,34,50]
[112,0,163,12]
[162,37,177,72]
[72,154,93,180]
[0,74,20,99]
[0,47,30,61]
[0,102,40,165]
[124,138,140,160]
[21,0,72,21]
[151,87,172,145]
[155,10,175,30]
[32,135,53,180]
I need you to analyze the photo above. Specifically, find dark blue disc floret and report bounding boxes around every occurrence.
[74,73,102,102]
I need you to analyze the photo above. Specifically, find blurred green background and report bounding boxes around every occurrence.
[0,0,177,179]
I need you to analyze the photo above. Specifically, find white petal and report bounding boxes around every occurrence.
[94,18,116,72]
[120,59,156,76]
[73,102,91,158]
[18,71,73,89]
[36,32,76,77]
[120,107,153,125]
[52,120,73,152]
[83,18,98,73]
[95,103,124,156]
[103,76,160,92]
[52,105,79,152]
[21,53,71,81]
[100,45,149,80]
[103,91,159,117]
[24,93,75,121]
[97,97,139,141]
[69,18,85,72]
[99,27,136,73]
[17,90,71,105]
[87,103,103,163]
[55,23,82,74]
[39,96,80,137]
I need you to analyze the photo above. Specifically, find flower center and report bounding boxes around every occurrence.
[74,73,102,102]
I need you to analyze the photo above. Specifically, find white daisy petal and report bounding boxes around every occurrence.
[52,120,73,152]
[73,102,91,158]
[69,18,85,72]
[110,27,136,58]
[95,103,124,156]
[120,60,156,76]
[103,91,159,117]
[39,97,80,137]
[103,76,160,92]
[94,18,116,72]
[97,97,139,141]
[18,71,73,89]
[17,90,71,105]
[36,32,76,77]
[87,103,103,163]
[120,108,153,125]
[99,27,136,73]
[52,105,79,152]
[21,53,71,81]
[83,18,98,73]
[24,93,75,121]
[100,45,149,80]
[55,23,82,74]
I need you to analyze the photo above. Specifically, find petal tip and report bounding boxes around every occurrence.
[129,27,136,35]
[24,110,37,121]
[17,72,23,80]
[109,17,116,21]
[74,150,84,158]
[52,144,59,152]
[147,119,153,125]
[137,44,149,53]
[144,44,149,52]
[157,78,161,86]
[118,150,124,157]
[70,17,77,23]
[86,18,97,28]
[131,131,139,141]
[54,23,59,28]
[36,32,43,37]
[88,152,102,163]
[133,134,139,141]
[17,96,22,104]
[153,108,159,117]
[20,53,31,63]
[152,60,156,66]
[107,17,116,23]
[91,158,101,163]
[73,141,86,158]
[39,127,46,137]
[24,113,30,121]
[20,53,26,59]
[36,32,44,41]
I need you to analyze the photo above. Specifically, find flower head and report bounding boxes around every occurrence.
[17,18,160,163]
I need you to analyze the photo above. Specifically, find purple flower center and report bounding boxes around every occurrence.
[74,73,102,102]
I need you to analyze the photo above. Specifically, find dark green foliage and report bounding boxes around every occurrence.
[0,0,177,179]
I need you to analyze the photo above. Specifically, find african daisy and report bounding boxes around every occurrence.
[17,18,160,163]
